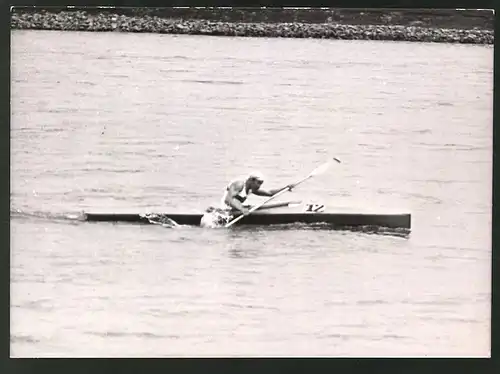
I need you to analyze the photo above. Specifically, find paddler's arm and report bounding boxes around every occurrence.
[253,184,296,197]
[224,182,249,215]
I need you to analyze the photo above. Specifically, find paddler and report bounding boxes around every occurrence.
[221,172,295,216]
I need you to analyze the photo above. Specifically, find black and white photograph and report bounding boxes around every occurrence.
[9,5,493,357]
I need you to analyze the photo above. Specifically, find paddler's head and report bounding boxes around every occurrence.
[247,171,264,189]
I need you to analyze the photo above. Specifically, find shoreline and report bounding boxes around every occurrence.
[10,7,494,44]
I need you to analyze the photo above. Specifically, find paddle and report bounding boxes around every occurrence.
[224,157,341,228]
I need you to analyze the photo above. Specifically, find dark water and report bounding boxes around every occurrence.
[10,30,492,357]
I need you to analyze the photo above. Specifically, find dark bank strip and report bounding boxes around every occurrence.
[10,7,494,44]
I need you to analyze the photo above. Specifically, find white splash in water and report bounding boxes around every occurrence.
[200,211,232,228]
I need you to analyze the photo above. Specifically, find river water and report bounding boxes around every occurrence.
[10,30,492,357]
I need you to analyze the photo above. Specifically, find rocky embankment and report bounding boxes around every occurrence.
[10,8,494,44]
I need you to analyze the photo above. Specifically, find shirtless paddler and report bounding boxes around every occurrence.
[222,172,295,216]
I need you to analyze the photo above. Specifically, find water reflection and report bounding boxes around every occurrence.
[223,223,410,260]
[225,227,268,259]
[226,223,411,239]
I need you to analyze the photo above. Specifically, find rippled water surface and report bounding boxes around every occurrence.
[10,30,492,357]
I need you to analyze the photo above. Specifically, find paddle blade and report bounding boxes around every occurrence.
[309,157,339,177]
